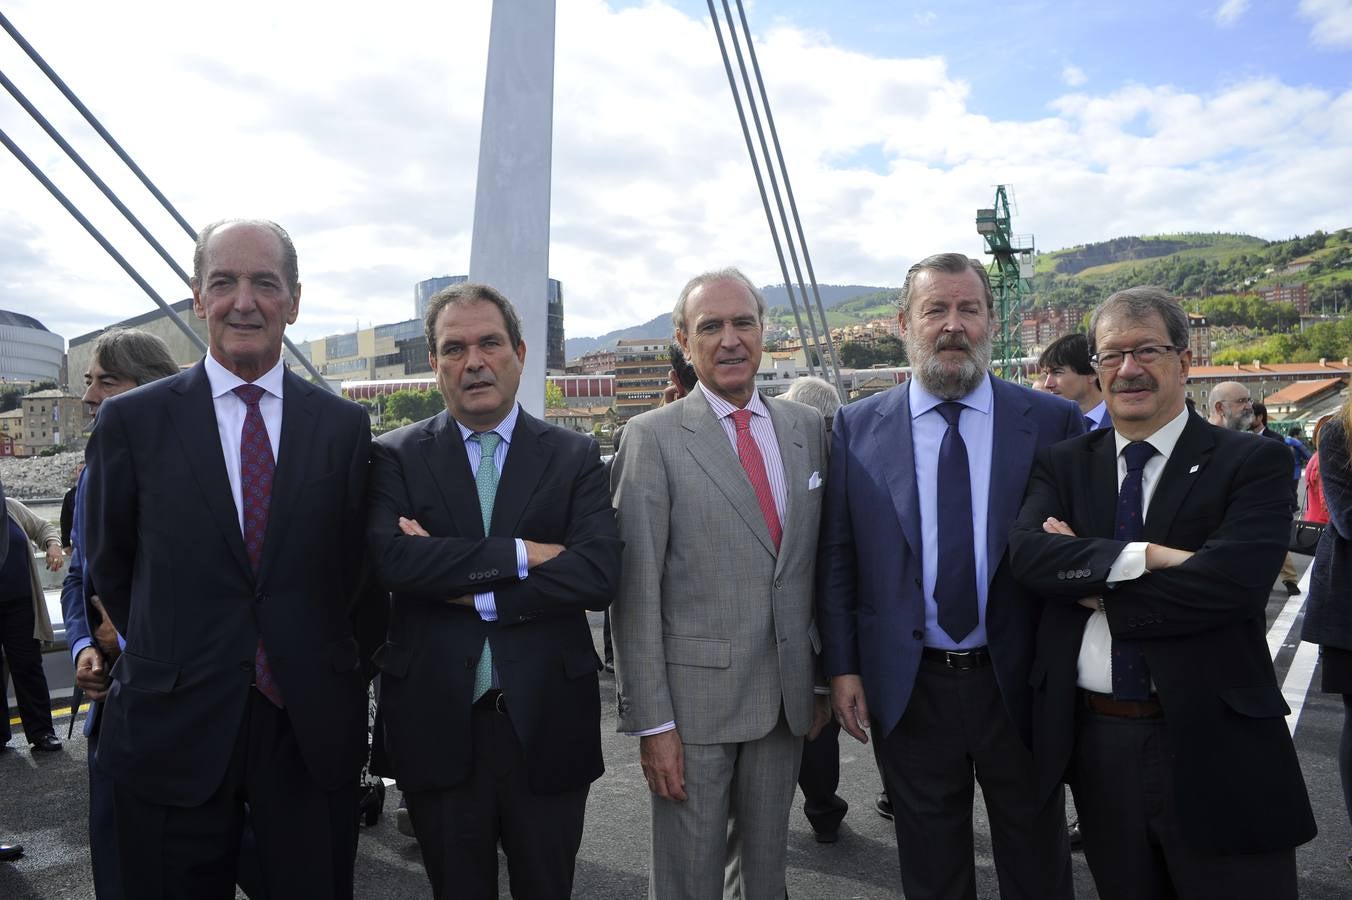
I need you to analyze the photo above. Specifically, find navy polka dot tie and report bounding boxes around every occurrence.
[234,384,284,708]
[1111,440,1156,701]
[935,401,978,643]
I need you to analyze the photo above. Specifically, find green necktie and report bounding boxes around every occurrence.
[471,431,501,702]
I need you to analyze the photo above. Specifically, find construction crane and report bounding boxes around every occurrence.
[975,185,1035,380]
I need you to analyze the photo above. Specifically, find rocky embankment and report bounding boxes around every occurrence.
[0,450,84,499]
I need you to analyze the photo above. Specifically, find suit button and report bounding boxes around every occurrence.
[469,573,478,582]
[1057,571,1065,580]
[255,593,267,603]
[490,568,499,577]
[912,630,923,640]
[774,579,783,590]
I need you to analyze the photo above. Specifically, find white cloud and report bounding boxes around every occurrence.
[1214,0,1249,27]
[1300,0,1352,48]
[1062,64,1087,87]
[0,0,1348,349]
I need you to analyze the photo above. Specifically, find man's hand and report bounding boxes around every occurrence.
[807,694,832,741]
[44,542,64,572]
[88,595,122,662]
[523,541,564,569]
[75,646,111,701]
[1145,543,1194,571]
[640,729,687,802]
[830,674,871,744]
[398,516,430,537]
[1042,517,1076,536]
[446,595,474,607]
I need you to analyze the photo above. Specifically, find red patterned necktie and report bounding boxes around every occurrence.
[730,409,782,551]
[233,384,284,708]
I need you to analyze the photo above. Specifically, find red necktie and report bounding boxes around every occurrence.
[233,384,284,708]
[730,409,782,551]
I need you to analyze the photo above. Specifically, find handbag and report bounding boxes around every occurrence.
[1289,519,1327,554]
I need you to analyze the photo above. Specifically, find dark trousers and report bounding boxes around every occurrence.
[1072,709,1297,900]
[112,689,358,899]
[0,594,54,743]
[878,660,1072,900]
[85,716,123,899]
[405,704,588,900]
[797,718,847,834]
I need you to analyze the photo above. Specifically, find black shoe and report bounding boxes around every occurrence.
[31,734,61,752]
[875,792,893,820]
[395,797,415,838]
[603,660,615,673]
[1068,820,1083,850]
[0,843,22,862]
[813,828,839,844]
[1283,580,1301,596]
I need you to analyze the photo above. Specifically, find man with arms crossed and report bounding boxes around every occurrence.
[611,268,830,899]
[1009,287,1315,899]
[368,283,621,899]
[817,252,1080,900]
[84,220,376,897]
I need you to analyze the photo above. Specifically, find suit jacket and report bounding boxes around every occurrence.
[816,374,1083,743]
[610,387,828,743]
[1302,418,1352,650]
[368,407,621,795]
[1009,415,1317,854]
[84,361,375,807]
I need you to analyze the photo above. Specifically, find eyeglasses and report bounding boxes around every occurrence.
[1090,344,1178,371]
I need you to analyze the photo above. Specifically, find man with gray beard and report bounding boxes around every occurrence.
[816,252,1082,899]
[1207,381,1254,432]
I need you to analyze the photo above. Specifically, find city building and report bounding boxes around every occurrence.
[304,318,425,382]
[1186,358,1352,414]
[16,388,84,456]
[614,338,670,419]
[570,348,617,375]
[1188,312,1211,366]
[1258,282,1311,315]
[0,310,66,387]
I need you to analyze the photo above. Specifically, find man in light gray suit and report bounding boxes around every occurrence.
[611,267,830,899]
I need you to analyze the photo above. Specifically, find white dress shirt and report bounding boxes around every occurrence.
[1076,405,1192,692]
[204,354,285,533]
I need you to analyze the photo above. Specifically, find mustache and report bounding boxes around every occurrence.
[933,334,971,352]
[1111,375,1157,393]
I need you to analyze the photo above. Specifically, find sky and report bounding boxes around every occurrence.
[1,0,1349,348]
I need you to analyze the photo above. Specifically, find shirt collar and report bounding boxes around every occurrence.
[455,402,521,445]
[700,382,770,422]
[204,353,286,400]
[1114,404,1190,461]
[908,371,993,420]
[1086,399,1109,426]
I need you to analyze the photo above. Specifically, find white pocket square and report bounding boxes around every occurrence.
[808,471,822,490]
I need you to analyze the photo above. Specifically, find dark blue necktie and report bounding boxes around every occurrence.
[935,401,978,643]
[1084,414,1096,431]
[1111,441,1156,700]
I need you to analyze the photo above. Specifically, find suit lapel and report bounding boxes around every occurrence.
[682,389,777,557]
[986,377,1037,578]
[420,411,485,538]
[1087,430,1119,539]
[766,395,807,574]
[165,362,251,577]
[1142,416,1213,542]
[492,410,548,536]
[877,385,923,560]
[258,370,314,580]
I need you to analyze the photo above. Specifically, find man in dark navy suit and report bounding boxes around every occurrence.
[85,220,376,898]
[817,252,1081,899]
[368,283,621,899]
[1039,332,1110,431]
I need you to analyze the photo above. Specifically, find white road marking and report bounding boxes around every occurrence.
[1276,562,1318,736]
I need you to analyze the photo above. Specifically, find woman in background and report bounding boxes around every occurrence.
[1302,398,1352,869]
[1,495,63,753]
[1305,414,1333,525]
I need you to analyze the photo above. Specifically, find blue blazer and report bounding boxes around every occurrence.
[59,470,99,738]
[816,374,1083,742]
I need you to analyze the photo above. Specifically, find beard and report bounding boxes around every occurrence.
[1225,407,1255,432]
[905,330,991,400]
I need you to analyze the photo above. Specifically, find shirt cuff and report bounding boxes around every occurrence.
[813,685,831,696]
[627,721,676,737]
[515,538,529,581]
[1106,541,1149,585]
[474,592,498,622]
[70,636,93,664]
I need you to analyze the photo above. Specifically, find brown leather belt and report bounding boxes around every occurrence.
[472,689,508,714]
[921,647,990,670]
[1080,689,1163,719]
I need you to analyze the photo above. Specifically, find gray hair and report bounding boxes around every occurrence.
[191,219,300,299]
[898,253,994,318]
[1088,286,1189,355]
[671,267,768,334]
[424,282,523,354]
[783,376,841,421]
[91,328,178,386]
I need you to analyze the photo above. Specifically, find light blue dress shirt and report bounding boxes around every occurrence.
[909,375,994,651]
[454,403,530,620]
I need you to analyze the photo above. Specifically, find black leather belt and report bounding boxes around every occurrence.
[1080,689,1163,719]
[921,646,990,670]
[472,688,507,714]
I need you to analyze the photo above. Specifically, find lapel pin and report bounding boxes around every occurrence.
[1189,464,1200,474]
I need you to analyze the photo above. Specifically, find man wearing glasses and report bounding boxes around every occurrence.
[1207,381,1255,431]
[1009,287,1315,900]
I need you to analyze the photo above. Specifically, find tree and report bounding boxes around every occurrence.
[385,389,443,423]
[545,381,567,408]
[0,387,20,412]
